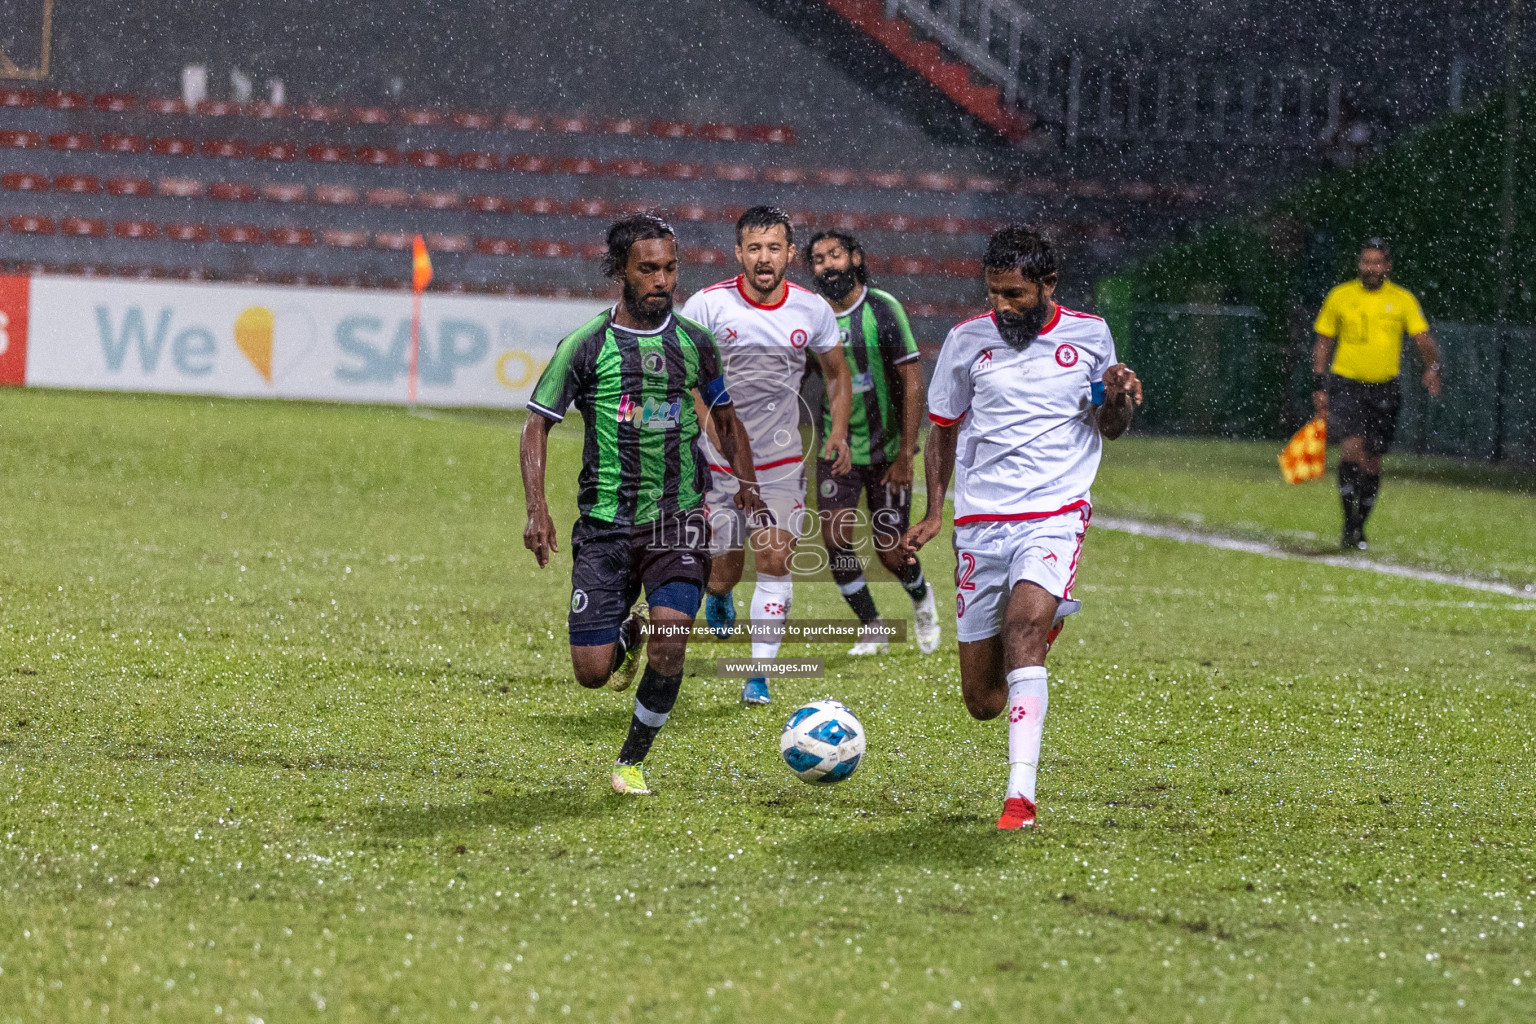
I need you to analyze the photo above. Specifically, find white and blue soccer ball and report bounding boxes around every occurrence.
[780,700,866,784]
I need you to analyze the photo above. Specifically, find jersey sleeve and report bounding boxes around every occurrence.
[926,328,973,426]
[873,292,920,365]
[682,318,732,408]
[1088,322,1120,406]
[679,290,713,333]
[527,318,599,421]
[1403,291,1429,335]
[1313,288,1342,337]
[807,296,841,354]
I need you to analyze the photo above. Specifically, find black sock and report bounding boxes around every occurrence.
[1338,461,1362,534]
[841,584,880,624]
[1358,471,1381,527]
[616,665,682,765]
[898,559,928,602]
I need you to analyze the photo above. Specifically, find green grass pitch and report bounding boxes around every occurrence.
[0,388,1532,1022]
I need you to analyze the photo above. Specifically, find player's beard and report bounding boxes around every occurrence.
[995,304,1053,350]
[813,267,858,302]
[622,280,673,329]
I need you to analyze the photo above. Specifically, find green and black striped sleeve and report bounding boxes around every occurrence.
[869,288,920,368]
[527,311,608,422]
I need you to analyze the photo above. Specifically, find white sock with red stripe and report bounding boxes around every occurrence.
[749,574,793,661]
[1005,666,1048,802]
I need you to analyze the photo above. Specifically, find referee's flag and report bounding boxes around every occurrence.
[1278,418,1327,484]
[411,235,433,293]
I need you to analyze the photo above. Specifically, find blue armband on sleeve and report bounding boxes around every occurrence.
[702,376,731,407]
[1090,380,1106,406]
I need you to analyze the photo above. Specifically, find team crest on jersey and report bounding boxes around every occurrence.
[839,326,850,344]
[819,478,836,498]
[616,394,682,429]
[790,328,808,349]
[1055,344,1080,368]
[642,350,666,375]
[975,349,995,372]
[570,590,588,613]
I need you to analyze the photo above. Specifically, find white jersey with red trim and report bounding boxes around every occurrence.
[680,276,839,472]
[927,306,1118,525]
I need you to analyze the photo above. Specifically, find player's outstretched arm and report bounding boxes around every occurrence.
[709,403,766,517]
[815,345,854,476]
[899,419,958,562]
[1096,364,1143,441]
[519,413,560,567]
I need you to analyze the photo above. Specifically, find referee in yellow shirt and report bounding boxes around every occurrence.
[1312,239,1442,550]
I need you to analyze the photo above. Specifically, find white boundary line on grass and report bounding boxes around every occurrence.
[1094,516,1536,600]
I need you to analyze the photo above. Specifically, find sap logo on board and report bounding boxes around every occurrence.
[96,306,219,377]
[335,316,490,385]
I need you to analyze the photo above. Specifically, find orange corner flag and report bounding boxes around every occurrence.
[1278,417,1328,484]
[411,234,433,293]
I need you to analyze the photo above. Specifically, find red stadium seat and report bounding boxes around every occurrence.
[888,256,931,275]
[424,232,470,253]
[819,211,865,231]
[400,109,444,127]
[98,133,147,154]
[500,112,542,132]
[296,104,343,122]
[374,231,412,250]
[747,124,795,145]
[965,175,1004,193]
[42,91,86,110]
[405,149,453,168]
[216,224,264,244]
[105,178,154,197]
[208,182,258,202]
[669,203,710,222]
[255,141,299,161]
[201,139,250,159]
[0,89,37,108]
[650,120,693,140]
[525,239,574,258]
[721,205,748,223]
[865,171,906,189]
[416,191,462,210]
[452,112,496,130]
[151,137,198,156]
[312,183,359,204]
[364,187,411,207]
[53,173,100,194]
[320,229,370,248]
[507,153,554,173]
[0,130,41,149]
[859,254,889,275]
[114,220,160,240]
[939,257,983,277]
[350,106,392,125]
[559,156,602,176]
[260,183,307,202]
[607,159,655,179]
[603,118,643,136]
[249,103,287,120]
[763,167,805,185]
[144,97,187,114]
[457,152,501,171]
[868,212,919,232]
[195,100,242,117]
[60,217,107,237]
[47,132,94,151]
[567,198,611,218]
[550,116,589,133]
[164,223,213,243]
[713,164,757,182]
[465,194,513,214]
[304,143,350,162]
[93,93,138,112]
[356,145,401,166]
[814,168,859,187]
[474,237,519,256]
[2,172,49,192]
[926,215,971,235]
[700,123,742,143]
[683,246,728,266]
[912,172,958,191]
[268,226,315,246]
[518,197,562,216]
[157,177,204,198]
[578,241,606,260]
[659,162,704,181]
[9,215,56,234]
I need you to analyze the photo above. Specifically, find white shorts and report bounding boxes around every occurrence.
[952,507,1090,643]
[704,462,812,556]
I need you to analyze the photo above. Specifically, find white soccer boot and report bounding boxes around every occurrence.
[913,587,941,654]
[848,622,889,656]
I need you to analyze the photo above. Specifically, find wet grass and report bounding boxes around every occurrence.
[0,389,1532,1022]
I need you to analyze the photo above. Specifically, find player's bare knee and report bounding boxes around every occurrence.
[962,685,1007,721]
[646,638,687,676]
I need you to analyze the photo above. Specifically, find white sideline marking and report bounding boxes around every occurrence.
[1094,516,1536,599]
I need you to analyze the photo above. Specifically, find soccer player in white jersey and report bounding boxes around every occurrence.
[901,226,1142,829]
[681,206,853,706]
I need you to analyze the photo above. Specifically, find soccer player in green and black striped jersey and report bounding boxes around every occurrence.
[806,231,941,656]
[521,214,763,796]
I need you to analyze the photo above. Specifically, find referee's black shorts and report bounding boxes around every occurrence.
[1326,373,1401,455]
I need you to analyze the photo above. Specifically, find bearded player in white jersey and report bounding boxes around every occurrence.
[901,226,1142,829]
[681,206,854,706]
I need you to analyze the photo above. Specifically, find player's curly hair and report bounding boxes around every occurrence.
[602,213,675,278]
[736,205,793,245]
[804,230,868,284]
[983,224,1058,283]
